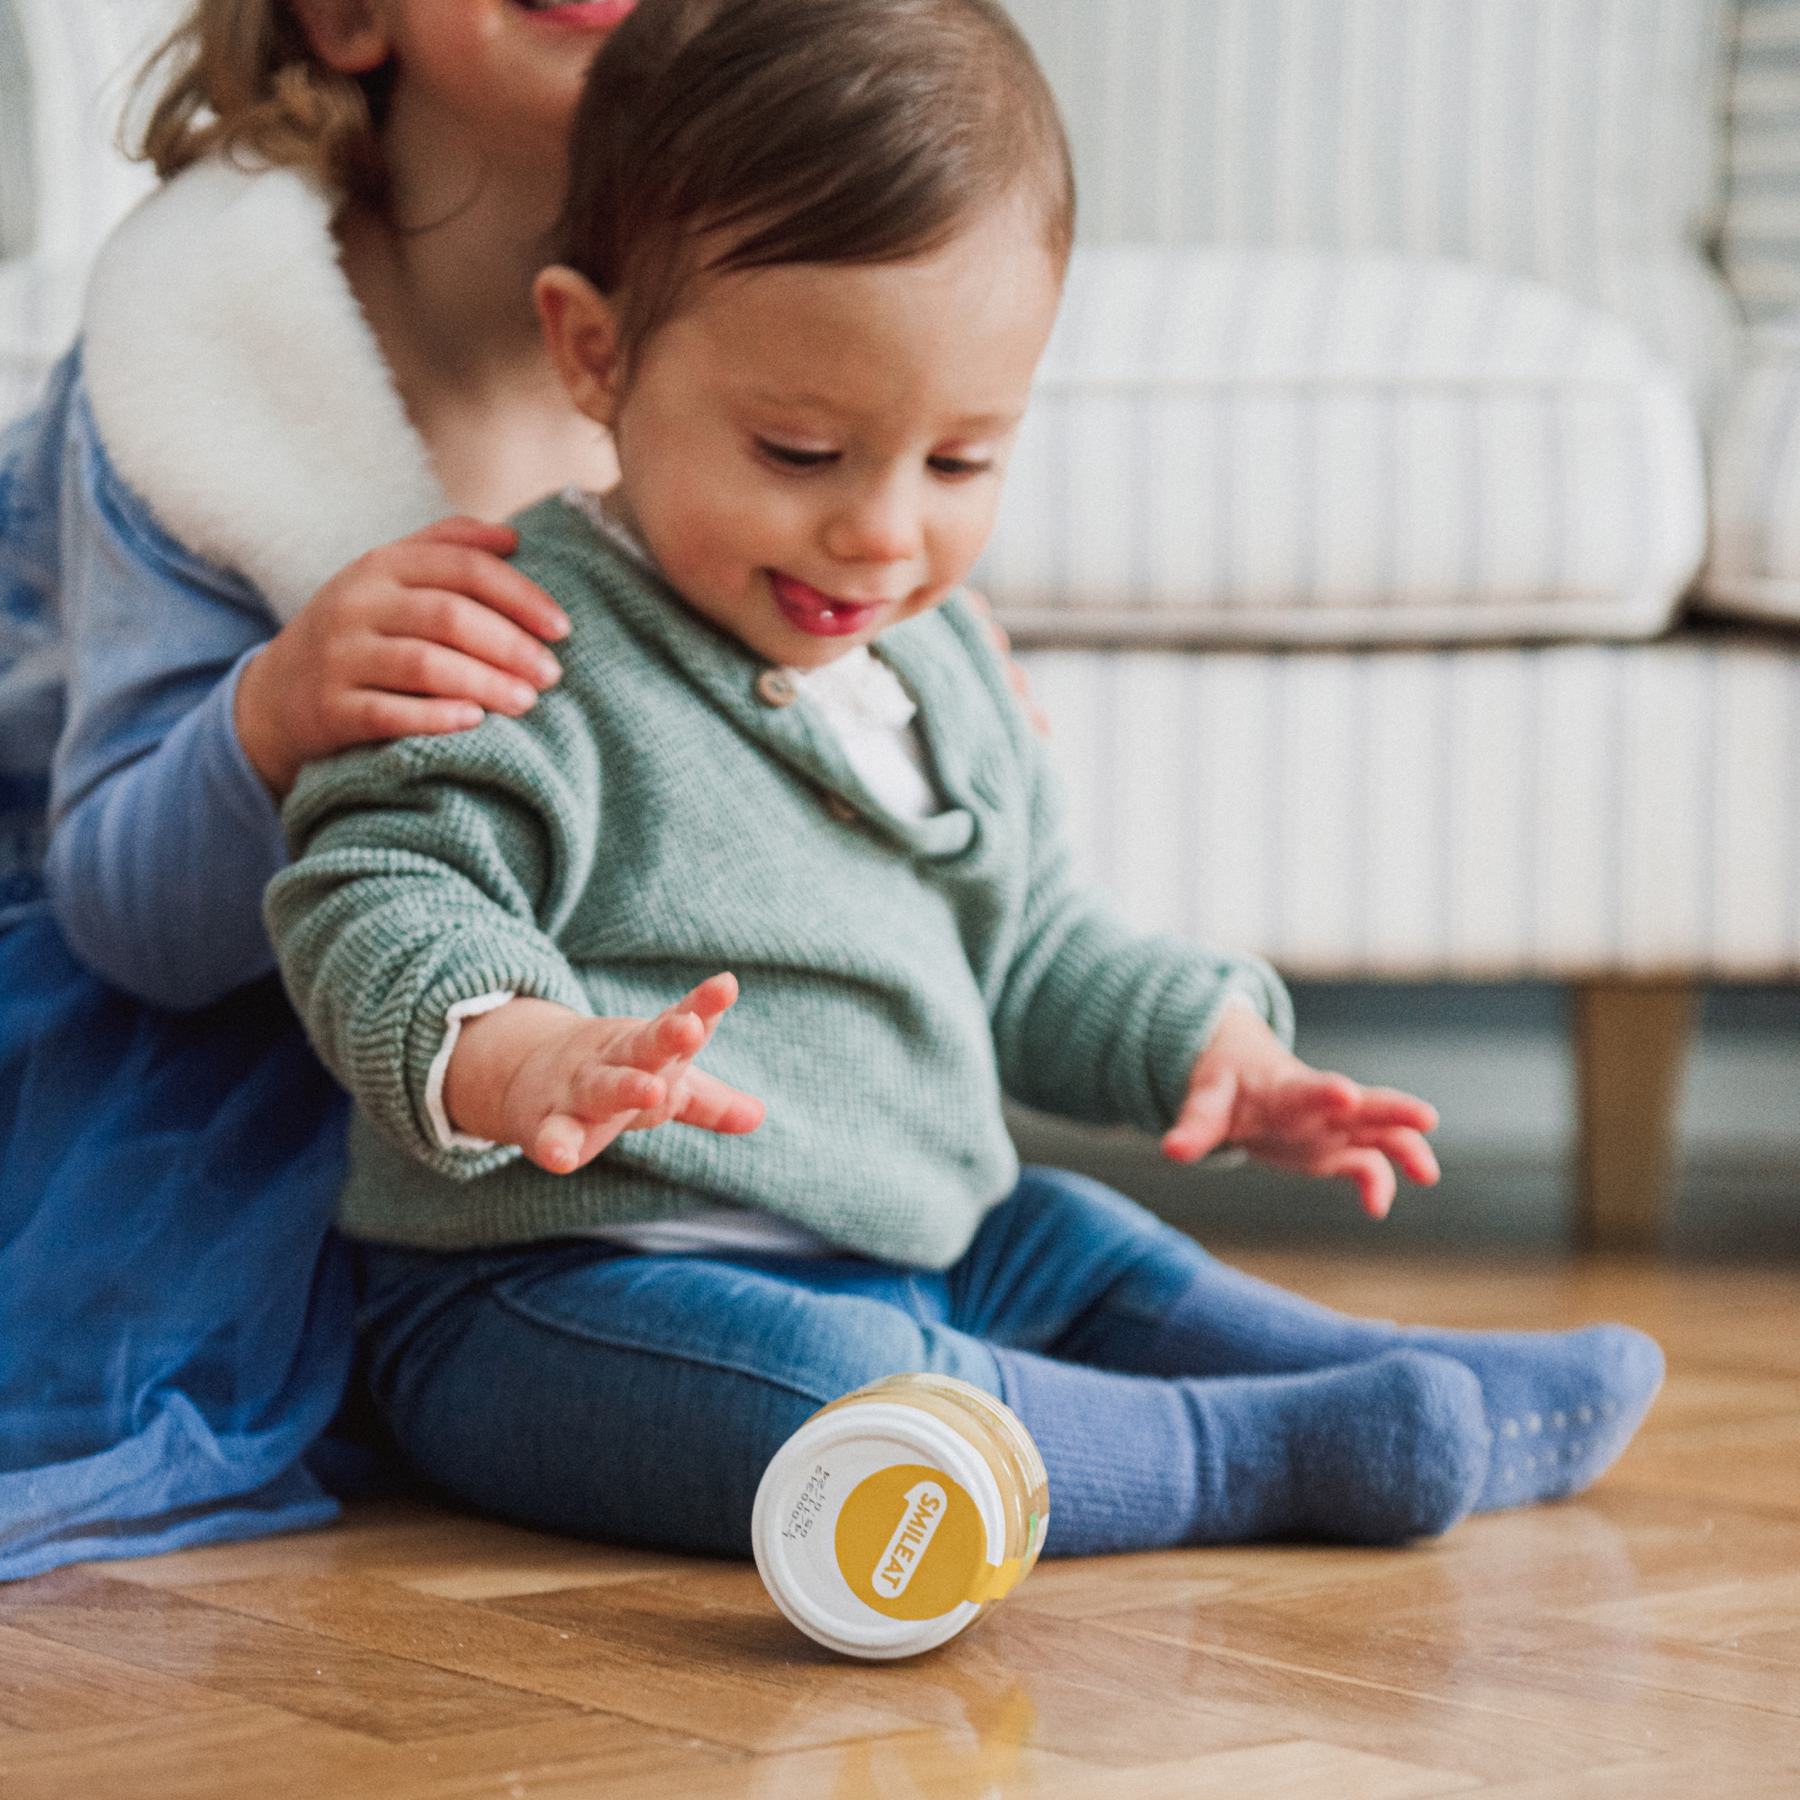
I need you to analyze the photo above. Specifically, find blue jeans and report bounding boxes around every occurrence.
[355,1168,1210,1555]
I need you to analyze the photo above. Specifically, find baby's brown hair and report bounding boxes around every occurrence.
[131,0,387,205]
[557,0,1075,377]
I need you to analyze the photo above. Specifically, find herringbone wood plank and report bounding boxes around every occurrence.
[1,1254,1794,1798]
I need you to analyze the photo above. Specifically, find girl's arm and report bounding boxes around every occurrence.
[47,395,566,1010]
[47,400,292,1008]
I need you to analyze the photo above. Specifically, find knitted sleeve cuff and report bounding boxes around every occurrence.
[423,990,517,1152]
[389,954,593,1180]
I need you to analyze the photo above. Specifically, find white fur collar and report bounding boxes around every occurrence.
[80,160,449,624]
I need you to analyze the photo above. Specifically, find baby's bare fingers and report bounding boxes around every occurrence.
[531,1113,594,1175]
[567,1060,665,1126]
[675,1069,765,1135]
[632,975,741,1065]
[1254,1072,1362,1137]
[659,972,740,1031]
[1162,1068,1238,1163]
[1312,1146,1399,1219]
[596,1007,706,1077]
[1355,1126,1440,1184]
[1340,1085,1439,1132]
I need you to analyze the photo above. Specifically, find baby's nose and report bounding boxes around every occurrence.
[824,486,922,565]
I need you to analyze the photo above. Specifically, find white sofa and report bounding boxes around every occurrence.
[976,0,1800,1248]
[4,0,1798,1247]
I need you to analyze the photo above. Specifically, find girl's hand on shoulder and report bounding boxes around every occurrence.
[1161,1000,1440,1220]
[234,517,572,798]
[443,974,765,1176]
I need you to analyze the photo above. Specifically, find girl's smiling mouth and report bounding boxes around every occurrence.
[511,0,639,28]
[770,573,885,638]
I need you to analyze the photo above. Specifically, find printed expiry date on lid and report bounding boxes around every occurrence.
[784,1462,832,1539]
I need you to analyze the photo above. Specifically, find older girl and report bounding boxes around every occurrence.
[0,0,629,1578]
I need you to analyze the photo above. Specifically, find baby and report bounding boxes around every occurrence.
[268,0,1662,1558]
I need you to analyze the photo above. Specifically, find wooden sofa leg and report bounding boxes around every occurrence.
[1572,979,1697,1254]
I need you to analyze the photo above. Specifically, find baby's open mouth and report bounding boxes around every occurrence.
[770,574,884,639]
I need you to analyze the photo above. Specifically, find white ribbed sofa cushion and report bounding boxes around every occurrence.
[1024,636,1800,979]
[1005,0,1740,401]
[1702,316,1800,622]
[980,248,1707,644]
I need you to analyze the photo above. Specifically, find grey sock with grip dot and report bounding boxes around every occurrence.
[1130,1258,1664,1511]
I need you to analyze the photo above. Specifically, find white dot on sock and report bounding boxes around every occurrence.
[1504,1465,1518,1482]
[1552,1411,1567,1429]
[1526,1414,1543,1434]
[1500,1419,1521,1439]
[1577,1406,1593,1425]
[1600,1401,1617,1419]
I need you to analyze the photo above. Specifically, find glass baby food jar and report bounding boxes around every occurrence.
[752,1372,1050,1660]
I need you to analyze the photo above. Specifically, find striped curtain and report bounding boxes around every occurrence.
[1702,0,1800,622]
[0,2,30,263]
[1720,0,1800,320]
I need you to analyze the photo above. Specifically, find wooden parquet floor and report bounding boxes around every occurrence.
[1,1253,1796,1799]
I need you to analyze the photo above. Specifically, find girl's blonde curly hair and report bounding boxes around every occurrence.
[132,0,387,203]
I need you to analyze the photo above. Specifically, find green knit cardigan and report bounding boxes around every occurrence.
[266,496,1292,1265]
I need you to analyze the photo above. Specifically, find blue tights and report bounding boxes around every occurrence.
[355,1170,1661,1557]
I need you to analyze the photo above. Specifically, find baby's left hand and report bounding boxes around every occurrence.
[1161,1002,1439,1219]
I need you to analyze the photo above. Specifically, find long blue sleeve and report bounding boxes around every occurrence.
[44,372,291,1009]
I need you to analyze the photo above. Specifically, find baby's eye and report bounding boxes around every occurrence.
[757,439,839,470]
[927,453,993,480]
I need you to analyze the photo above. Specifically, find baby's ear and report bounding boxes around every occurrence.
[535,268,625,428]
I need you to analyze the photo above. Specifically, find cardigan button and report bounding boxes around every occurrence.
[824,792,858,824]
[756,668,798,708]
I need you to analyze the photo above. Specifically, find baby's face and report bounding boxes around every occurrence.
[597,204,1063,668]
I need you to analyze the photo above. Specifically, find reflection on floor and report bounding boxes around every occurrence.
[0,1255,1795,1798]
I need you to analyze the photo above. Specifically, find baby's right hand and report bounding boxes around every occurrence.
[443,974,766,1175]
[234,517,570,798]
